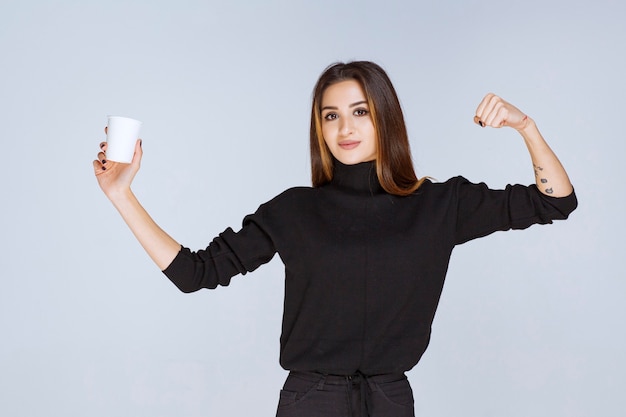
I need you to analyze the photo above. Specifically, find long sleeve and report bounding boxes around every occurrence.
[162,207,277,293]
[453,176,578,245]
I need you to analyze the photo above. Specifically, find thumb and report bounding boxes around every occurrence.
[130,139,143,166]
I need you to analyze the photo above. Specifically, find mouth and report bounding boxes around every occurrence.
[338,140,360,150]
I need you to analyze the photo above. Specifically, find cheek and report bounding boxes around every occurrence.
[321,125,333,143]
[365,121,377,140]
[368,126,378,153]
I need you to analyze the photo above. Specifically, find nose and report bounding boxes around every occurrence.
[339,116,354,136]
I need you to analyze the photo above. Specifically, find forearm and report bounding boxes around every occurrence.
[108,189,181,270]
[517,118,573,197]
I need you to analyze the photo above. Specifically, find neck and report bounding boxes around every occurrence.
[330,159,384,195]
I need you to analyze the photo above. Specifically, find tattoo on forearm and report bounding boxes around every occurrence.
[534,165,552,194]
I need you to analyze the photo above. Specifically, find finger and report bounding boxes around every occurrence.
[480,95,502,123]
[92,159,107,175]
[475,92,495,117]
[497,105,512,127]
[99,142,107,152]
[475,93,498,127]
[486,105,509,128]
[104,126,108,135]
[97,151,107,164]
[482,100,503,127]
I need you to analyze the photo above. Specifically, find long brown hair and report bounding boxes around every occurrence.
[310,61,426,196]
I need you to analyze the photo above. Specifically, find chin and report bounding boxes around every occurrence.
[334,153,376,165]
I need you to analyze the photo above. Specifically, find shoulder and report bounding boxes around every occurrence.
[414,175,471,195]
[425,175,509,194]
[258,186,318,211]
[241,186,320,231]
[240,186,315,227]
[410,176,500,208]
[268,186,316,202]
[430,175,474,187]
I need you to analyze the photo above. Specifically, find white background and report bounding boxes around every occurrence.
[1,0,624,416]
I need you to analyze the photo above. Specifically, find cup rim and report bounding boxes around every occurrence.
[107,115,142,124]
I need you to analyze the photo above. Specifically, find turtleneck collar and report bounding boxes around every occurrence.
[330,159,384,195]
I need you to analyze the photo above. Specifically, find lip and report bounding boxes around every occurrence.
[338,140,360,150]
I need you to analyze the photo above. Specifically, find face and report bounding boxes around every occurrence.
[320,80,377,165]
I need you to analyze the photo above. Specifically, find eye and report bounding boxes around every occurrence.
[323,112,338,121]
[354,108,369,117]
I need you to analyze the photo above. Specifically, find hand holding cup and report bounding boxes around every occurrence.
[93,120,143,200]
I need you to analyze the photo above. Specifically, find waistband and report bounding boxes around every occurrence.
[289,370,406,386]
[287,370,408,417]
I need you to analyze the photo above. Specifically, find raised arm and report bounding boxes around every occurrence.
[93,132,180,270]
[474,93,573,197]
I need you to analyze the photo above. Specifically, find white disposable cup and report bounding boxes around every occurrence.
[106,116,142,163]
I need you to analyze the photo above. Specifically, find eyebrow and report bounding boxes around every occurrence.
[321,100,368,111]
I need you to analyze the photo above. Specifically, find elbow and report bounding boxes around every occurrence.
[168,272,233,293]
[538,187,578,220]
[176,283,203,294]
[168,277,204,293]
[557,188,578,219]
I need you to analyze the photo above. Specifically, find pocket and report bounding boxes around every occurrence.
[276,375,319,409]
[277,389,299,407]
[373,377,415,408]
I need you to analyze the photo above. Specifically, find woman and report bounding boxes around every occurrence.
[93,61,576,417]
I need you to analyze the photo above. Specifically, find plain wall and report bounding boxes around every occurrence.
[1,0,624,416]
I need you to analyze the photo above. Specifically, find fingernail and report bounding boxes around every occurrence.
[101,159,106,164]
[100,143,105,148]
[478,121,484,127]
[101,166,106,171]
[139,139,142,147]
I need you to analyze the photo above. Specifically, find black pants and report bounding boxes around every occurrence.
[275,371,415,417]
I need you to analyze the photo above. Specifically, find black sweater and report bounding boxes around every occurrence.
[163,161,577,375]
